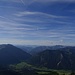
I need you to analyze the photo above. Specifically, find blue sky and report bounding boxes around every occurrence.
[0,0,75,46]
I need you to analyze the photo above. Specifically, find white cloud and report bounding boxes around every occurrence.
[36,0,75,2]
[65,34,75,37]
[15,11,66,18]
[2,0,75,3]
[0,0,21,3]
[0,0,36,6]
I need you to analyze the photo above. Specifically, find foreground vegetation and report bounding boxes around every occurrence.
[8,62,75,75]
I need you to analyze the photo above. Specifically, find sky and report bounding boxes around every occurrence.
[0,0,75,46]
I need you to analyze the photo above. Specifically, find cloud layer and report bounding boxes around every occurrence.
[0,0,74,45]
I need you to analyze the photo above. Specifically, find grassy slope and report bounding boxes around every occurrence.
[9,62,73,75]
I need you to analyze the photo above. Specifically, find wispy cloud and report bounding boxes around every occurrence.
[0,0,21,3]
[37,0,75,2]
[20,0,25,5]
[1,0,75,3]
[15,11,66,18]
[0,0,74,45]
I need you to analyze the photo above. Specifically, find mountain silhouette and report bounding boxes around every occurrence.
[0,44,31,65]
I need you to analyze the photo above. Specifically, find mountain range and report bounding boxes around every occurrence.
[0,44,31,66]
[0,44,75,71]
[29,47,75,70]
[16,45,65,55]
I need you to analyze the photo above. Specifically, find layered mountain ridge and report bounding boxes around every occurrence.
[0,44,75,71]
[29,47,75,70]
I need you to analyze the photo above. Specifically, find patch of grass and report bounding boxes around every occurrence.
[52,70,71,75]
[37,71,50,74]
[9,62,72,75]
